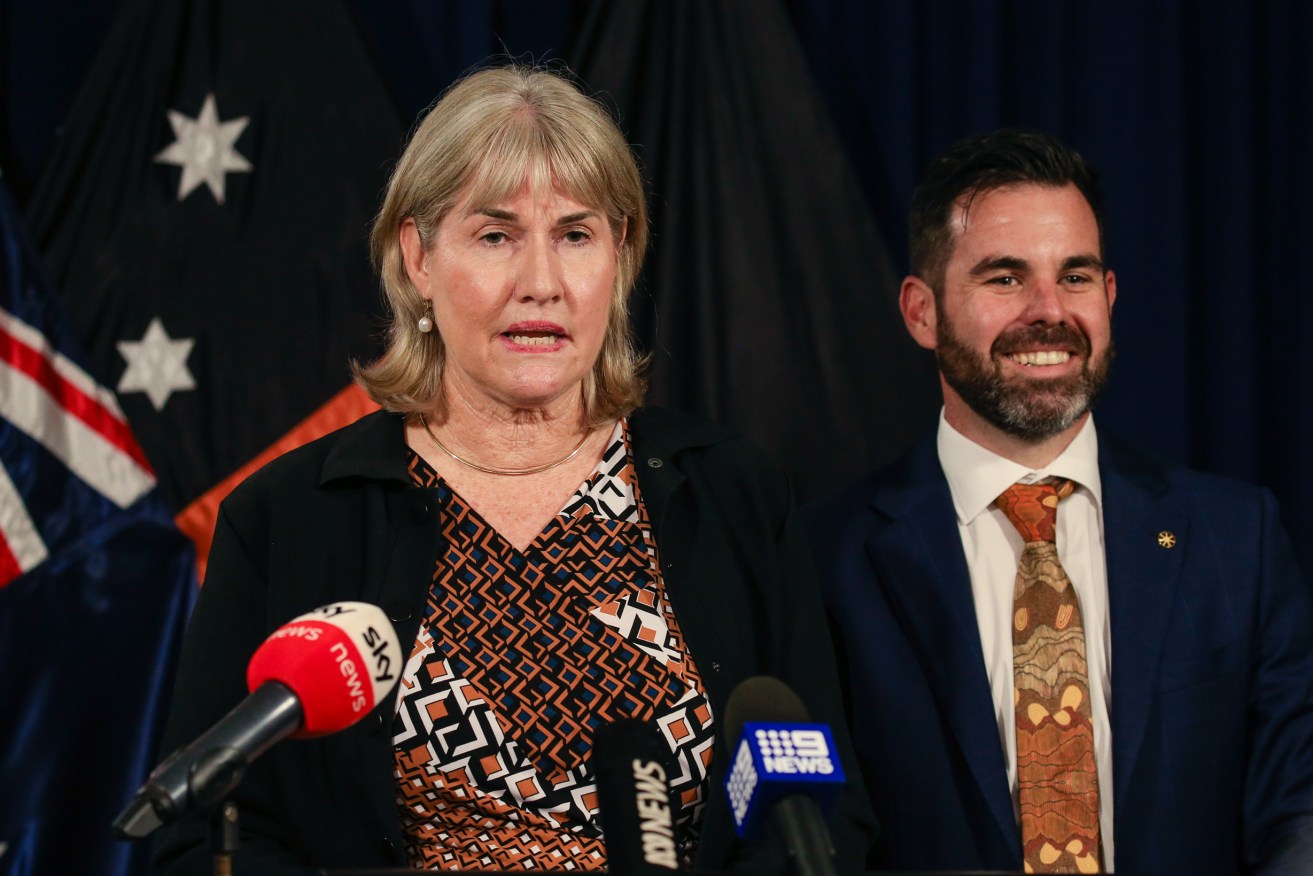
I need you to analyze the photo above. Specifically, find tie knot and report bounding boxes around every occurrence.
[995,476,1075,543]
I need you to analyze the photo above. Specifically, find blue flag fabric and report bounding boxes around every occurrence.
[0,181,197,876]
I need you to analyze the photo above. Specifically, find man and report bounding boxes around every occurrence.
[807,129,1313,874]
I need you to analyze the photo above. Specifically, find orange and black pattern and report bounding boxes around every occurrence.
[996,477,1101,874]
[392,422,714,870]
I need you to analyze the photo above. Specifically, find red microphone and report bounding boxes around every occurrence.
[114,601,402,838]
[245,601,401,737]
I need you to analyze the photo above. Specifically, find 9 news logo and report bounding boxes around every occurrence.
[726,740,760,825]
[725,723,844,831]
[754,728,835,774]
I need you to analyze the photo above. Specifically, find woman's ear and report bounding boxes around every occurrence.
[399,218,429,294]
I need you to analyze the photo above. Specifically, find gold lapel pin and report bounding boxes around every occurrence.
[1157,531,1177,549]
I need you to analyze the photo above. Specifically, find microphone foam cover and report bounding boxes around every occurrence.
[246,601,402,737]
[722,676,812,749]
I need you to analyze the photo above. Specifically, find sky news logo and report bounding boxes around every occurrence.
[725,723,844,831]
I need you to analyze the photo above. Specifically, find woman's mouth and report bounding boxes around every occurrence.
[501,322,567,349]
[504,331,559,346]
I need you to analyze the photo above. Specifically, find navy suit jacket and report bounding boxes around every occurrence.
[806,430,1313,875]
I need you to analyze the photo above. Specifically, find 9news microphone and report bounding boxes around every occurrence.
[723,677,844,876]
[593,718,680,875]
[113,601,402,839]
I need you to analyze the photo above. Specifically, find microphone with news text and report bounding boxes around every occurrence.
[593,718,681,875]
[113,601,402,839]
[723,677,845,876]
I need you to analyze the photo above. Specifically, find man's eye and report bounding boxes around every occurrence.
[480,231,507,245]
[1063,274,1092,285]
[990,276,1019,287]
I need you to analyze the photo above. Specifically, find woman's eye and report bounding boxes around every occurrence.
[480,231,508,245]
[563,229,592,244]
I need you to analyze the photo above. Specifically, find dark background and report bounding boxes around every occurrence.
[3,0,1310,574]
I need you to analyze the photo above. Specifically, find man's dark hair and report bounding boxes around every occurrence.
[908,128,1106,290]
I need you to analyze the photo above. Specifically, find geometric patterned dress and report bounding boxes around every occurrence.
[391,420,715,870]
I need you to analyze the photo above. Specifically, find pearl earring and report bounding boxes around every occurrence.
[417,313,433,333]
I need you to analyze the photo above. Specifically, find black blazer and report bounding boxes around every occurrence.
[151,408,876,875]
[807,430,1313,875]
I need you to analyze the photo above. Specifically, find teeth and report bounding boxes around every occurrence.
[1009,350,1070,366]
[508,334,558,346]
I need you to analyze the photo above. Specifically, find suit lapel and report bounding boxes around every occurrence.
[1100,440,1187,807]
[867,440,1019,852]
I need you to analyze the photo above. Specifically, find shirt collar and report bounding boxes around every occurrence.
[936,409,1103,525]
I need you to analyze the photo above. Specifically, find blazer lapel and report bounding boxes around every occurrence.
[1100,440,1188,807]
[867,441,1019,853]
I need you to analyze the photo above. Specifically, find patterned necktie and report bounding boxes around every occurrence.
[995,478,1102,874]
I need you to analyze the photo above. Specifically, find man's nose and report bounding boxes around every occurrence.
[1020,278,1065,323]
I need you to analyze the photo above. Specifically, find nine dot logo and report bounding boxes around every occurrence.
[727,740,760,825]
[756,728,798,758]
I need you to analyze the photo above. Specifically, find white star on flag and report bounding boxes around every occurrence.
[154,93,252,204]
[116,318,197,411]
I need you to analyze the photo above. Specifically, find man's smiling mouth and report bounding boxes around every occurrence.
[1006,350,1071,366]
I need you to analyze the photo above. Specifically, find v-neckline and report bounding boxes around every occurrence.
[411,420,630,557]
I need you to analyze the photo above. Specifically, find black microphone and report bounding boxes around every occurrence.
[593,718,681,874]
[722,677,844,876]
[113,601,402,839]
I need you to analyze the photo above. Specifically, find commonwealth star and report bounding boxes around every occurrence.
[116,318,197,411]
[154,93,252,204]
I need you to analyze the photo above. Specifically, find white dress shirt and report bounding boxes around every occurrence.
[936,411,1115,870]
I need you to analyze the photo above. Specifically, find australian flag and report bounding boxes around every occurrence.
[0,181,196,876]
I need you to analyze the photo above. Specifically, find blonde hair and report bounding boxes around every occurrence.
[353,65,649,425]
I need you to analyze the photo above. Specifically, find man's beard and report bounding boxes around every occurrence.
[935,316,1113,442]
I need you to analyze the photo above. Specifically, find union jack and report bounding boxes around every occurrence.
[0,304,156,584]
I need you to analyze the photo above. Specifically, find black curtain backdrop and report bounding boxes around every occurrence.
[568,1,935,498]
[4,0,1311,573]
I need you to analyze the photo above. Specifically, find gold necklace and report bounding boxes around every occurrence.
[419,415,594,477]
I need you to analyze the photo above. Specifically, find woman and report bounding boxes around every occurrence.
[153,65,873,874]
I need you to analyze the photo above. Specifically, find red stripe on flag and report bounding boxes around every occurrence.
[0,531,22,588]
[0,325,154,475]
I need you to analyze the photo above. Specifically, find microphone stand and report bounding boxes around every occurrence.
[770,796,837,876]
[209,799,239,876]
